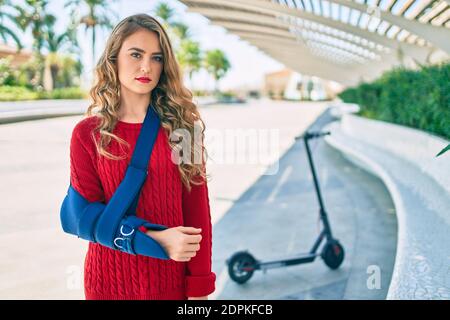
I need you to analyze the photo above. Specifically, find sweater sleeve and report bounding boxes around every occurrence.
[182,177,216,297]
[69,121,104,203]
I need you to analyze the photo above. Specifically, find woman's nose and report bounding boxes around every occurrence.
[140,61,151,74]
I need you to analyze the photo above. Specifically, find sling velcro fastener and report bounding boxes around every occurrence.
[113,215,167,258]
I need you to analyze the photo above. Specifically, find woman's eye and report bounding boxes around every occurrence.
[131,52,141,58]
[153,56,163,62]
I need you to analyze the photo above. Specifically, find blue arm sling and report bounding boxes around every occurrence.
[60,105,169,260]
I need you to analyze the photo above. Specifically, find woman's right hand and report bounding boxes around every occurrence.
[146,226,202,262]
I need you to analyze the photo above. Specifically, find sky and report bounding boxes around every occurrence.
[5,0,427,91]
[6,0,285,91]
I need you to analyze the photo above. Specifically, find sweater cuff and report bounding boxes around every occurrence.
[185,272,216,297]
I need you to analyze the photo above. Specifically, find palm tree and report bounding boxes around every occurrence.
[44,18,78,54]
[14,0,53,87]
[177,39,201,88]
[171,22,189,39]
[154,2,183,49]
[65,0,117,64]
[42,15,79,90]
[154,2,174,26]
[14,0,51,54]
[170,21,191,52]
[204,49,230,94]
[0,0,23,50]
[154,2,202,90]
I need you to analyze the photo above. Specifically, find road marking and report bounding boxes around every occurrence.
[266,165,293,203]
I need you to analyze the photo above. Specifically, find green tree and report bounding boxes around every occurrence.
[154,2,174,26]
[65,0,117,64]
[58,55,82,87]
[0,56,18,85]
[153,2,231,95]
[0,0,23,50]
[15,0,52,54]
[171,21,191,53]
[154,2,182,50]
[154,2,199,87]
[42,15,79,89]
[204,49,230,94]
[177,39,201,87]
[14,0,53,87]
[171,21,189,39]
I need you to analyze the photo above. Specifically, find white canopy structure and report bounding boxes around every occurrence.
[179,0,450,86]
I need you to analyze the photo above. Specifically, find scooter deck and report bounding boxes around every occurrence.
[256,253,318,270]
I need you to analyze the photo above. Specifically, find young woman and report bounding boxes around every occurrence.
[69,13,215,300]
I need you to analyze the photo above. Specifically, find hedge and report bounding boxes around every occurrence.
[338,62,450,140]
[0,86,39,101]
[0,86,87,101]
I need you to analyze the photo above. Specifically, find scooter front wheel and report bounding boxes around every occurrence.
[321,239,345,270]
[227,251,257,284]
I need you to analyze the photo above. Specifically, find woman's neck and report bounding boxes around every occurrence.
[118,90,151,123]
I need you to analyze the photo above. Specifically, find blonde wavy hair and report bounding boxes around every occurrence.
[86,13,207,191]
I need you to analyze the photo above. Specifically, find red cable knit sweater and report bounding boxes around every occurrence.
[69,115,216,300]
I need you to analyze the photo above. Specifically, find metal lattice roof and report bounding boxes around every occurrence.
[179,0,450,85]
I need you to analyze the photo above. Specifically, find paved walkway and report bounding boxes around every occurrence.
[0,97,220,124]
[211,110,398,300]
[325,116,450,299]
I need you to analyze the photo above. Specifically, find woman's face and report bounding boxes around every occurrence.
[116,28,164,97]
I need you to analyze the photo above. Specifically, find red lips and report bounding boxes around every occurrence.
[135,77,151,83]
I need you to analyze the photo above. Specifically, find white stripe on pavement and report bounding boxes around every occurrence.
[266,165,293,203]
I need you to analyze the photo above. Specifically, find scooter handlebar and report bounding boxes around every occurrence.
[295,131,331,140]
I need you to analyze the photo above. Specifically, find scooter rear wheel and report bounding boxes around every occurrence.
[227,251,257,284]
[321,239,345,270]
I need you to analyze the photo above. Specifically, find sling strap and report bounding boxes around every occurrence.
[60,105,169,259]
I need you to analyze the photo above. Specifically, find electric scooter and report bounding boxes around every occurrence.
[227,130,345,284]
